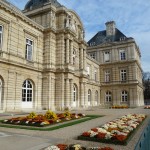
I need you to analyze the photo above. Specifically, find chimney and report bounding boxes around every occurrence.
[105,21,116,36]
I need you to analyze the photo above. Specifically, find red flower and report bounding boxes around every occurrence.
[91,128,98,132]
[57,144,67,150]
[82,132,90,137]
[115,135,127,141]
[96,133,107,139]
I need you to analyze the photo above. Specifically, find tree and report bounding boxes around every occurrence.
[143,72,150,104]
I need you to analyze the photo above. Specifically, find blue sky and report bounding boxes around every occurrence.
[8,0,150,72]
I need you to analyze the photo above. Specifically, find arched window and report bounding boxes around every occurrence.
[95,91,98,105]
[22,80,33,102]
[88,89,91,102]
[73,84,77,102]
[121,91,128,102]
[105,91,112,102]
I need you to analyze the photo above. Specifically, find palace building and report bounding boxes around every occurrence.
[0,0,144,112]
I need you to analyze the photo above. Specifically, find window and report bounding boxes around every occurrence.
[121,91,128,102]
[104,51,110,62]
[105,70,110,82]
[120,50,126,60]
[120,69,127,81]
[73,85,77,102]
[22,80,33,102]
[94,70,97,81]
[88,89,91,102]
[90,52,96,59]
[105,91,112,102]
[87,66,90,76]
[0,25,3,49]
[26,39,33,61]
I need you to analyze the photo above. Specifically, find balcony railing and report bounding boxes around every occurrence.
[101,80,139,85]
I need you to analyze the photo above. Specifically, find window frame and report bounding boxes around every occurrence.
[104,51,110,62]
[105,70,110,82]
[120,50,126,60]
[0,25,3,49]
[88,89,91,102]
[22,80,33,102]
[105,91,112,102]
[121,90,128,102]
[120,69,127,81]
[26,38,33,61]
[73,84,77,102]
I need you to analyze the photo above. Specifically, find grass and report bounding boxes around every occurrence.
[0,115,102,131]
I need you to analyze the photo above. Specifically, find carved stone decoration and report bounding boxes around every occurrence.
[50,10,55,28]
[65,15,70,28]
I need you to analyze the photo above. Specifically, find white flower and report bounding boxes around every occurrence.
[90,132,98,137]
[97,128,107,133]
[105,133,112,139]
[3,120,8,122]
[44,145,60,150]
[40,122,46,125]
[25,121,29,124]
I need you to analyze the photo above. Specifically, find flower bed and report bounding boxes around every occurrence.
[2,111,85,127]
[44,144,114,150]
[78,114,146,145]
[144,105,150,109]
[110,105,129,109]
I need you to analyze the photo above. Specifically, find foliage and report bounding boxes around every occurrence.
[44,110,58,120]
[27,112,37,119]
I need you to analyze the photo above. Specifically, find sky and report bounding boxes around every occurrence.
[7,0,150,72]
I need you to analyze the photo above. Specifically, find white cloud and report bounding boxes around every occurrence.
[8,0,150,71]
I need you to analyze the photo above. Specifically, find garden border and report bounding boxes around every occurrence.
[77,116,147,145]
[0,115,102,131]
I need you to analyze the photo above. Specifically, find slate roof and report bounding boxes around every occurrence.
[88,28,132,47]
[24,0,62,10]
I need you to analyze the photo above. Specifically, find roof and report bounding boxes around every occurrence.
[24,0,62,10]
[88,28,132,47]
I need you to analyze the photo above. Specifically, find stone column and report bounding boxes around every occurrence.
[70,40,73,64]
[80,48,83,69]
[84,83,88,107]
[83,49,86,70]
[65,79,70,107]
[66,39,69,64]
[80,82,84,107]
[70,79,73,107]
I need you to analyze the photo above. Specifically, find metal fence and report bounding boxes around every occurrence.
[134,120,150,150]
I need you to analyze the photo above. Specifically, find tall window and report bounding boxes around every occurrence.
[0,25,3,49]
[120,50,126,60]
[105,91,112,102]
[87,66,90,76]
[121,91,128,102]
[88,89,91,102]
[22,80,33,102]
[120,69,127,81]
[26,39,33,61]
[73,84,77,102]
[105,70,110,82]
[104,51,110,62]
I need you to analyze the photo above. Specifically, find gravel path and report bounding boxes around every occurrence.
[0,107,149,150]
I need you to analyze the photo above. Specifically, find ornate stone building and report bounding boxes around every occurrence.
[0,0,143,112]
[87,21,144,107]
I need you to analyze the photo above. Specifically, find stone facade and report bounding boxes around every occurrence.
[0,0,144,112]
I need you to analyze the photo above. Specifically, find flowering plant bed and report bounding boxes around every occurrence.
[43,144,114,150]
[78,114,146,145]
[2,110,86,127]
[144,105,150,109]
[110,105,129,109]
